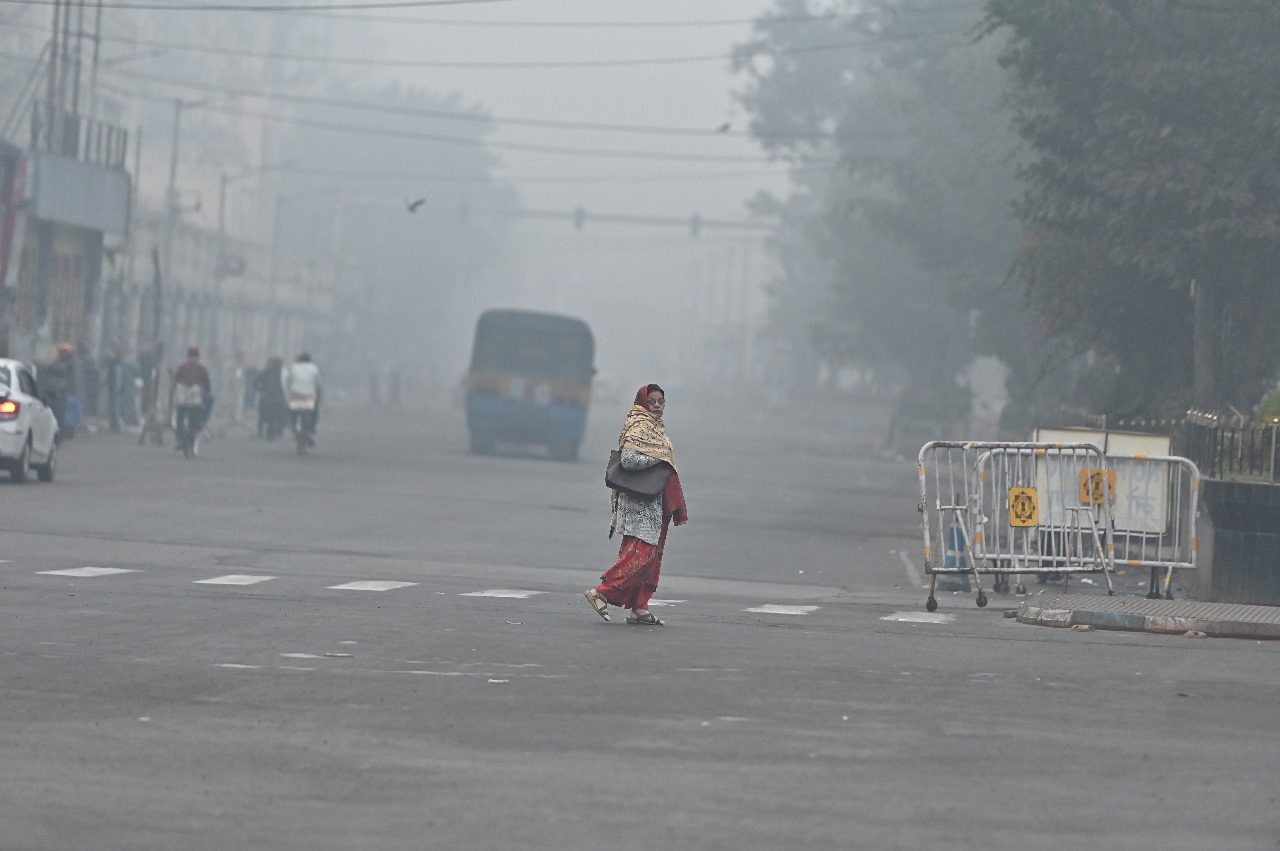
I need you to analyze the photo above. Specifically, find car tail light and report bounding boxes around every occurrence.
[0,399,18,421]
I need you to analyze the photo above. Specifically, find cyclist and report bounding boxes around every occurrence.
[172,347,211,452]
[284,352,321,446]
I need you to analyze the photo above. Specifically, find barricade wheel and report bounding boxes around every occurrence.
[1015,583,1027,595]
[926,597,938,613]
[976,593,988,608]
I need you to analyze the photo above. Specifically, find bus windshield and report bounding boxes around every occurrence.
[470,311,594,382]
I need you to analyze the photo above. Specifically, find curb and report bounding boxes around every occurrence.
[1017,603,1280,640]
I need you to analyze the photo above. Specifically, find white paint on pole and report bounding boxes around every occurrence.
[745,604,819,615]
[327,581,417,591]
[37,567,137,578]
[195,574,275,585]
[459,589,544,598]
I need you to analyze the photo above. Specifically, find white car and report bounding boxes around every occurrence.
[0,357,58,482]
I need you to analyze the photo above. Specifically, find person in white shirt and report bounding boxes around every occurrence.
[283,352,321,445]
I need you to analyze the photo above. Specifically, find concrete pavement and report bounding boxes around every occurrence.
[1017,591,1280,639]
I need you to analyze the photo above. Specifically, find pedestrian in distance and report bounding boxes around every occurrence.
[585,383,688,625]
[172,347,212,452]
[254,356,287,440]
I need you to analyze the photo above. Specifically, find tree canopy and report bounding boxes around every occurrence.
[985,0,1280,411]
[739,0,1280,423]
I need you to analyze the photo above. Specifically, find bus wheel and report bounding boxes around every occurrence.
[469,432,496,455]
[548,439,579,462]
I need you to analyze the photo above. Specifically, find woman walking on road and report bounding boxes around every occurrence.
[585,384,688,625]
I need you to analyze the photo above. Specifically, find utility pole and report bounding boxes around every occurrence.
[46,0,61,129]
[88,0,103,119]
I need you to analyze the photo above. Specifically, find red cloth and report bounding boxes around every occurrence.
[633,383,662,405]
[664,471,688,526]
[596,525,668,610]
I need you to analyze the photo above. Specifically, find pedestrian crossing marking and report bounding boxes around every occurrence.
[459,589,544,599]
[881,612,955,624]
[37,567,137,578]
[280,653,321,659]
[648,599,686,607]
[195,574,276,585]
[745,604,819,615]
[328,581,417,591]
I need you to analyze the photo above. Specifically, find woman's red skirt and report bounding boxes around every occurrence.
[596,524,668,610]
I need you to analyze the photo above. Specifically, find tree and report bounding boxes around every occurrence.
[737,0,1029,424]
[984,0,1280,412]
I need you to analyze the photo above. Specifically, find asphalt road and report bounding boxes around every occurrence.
[1,395,1277,850]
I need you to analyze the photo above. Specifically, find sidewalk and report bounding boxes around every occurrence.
[1016,592,1280,639]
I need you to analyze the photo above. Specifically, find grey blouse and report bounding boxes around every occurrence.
[612,447,665,545]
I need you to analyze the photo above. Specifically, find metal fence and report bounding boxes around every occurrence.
[917,441,1202,610]
[1107,455,1201,600]
[1177,421,1280,482]
[30,101,129,169]
[917,441,1117,612]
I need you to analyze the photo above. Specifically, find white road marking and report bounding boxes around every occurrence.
[459,589,544,599]
[363,669,567,679]
[194,574,275,585]
[648,599,686,607]
[37,567,137,578]
[898,551,926,589]
[280,653,321,659]
[327,581,417,591]
[881,611,955,624]
[215,663,261,669]
[745,605,819,615]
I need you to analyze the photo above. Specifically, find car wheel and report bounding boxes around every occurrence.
[10,439,30,483]
[35,440,56,482]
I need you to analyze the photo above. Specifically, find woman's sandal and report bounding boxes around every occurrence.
[584,589,610,621]
[625,610,664,626]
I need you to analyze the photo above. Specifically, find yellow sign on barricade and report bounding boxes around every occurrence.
[1008,487,1039,527]
[1078,468,1116,505]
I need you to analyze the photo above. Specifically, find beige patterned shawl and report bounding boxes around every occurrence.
[618,405,676,470]
[609,404,676,525]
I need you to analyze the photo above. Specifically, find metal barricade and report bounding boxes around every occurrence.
[1106,455,1200,600]
[917,441,1116,611]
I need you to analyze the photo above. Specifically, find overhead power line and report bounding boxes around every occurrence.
[98,65,866,144]
[286,165,824,186]
[486,206,770,234]
[6,16,966,70]
[184,99,796,165]
[0,0,516,11]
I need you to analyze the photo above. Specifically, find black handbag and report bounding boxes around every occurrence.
[605,449,671,497]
